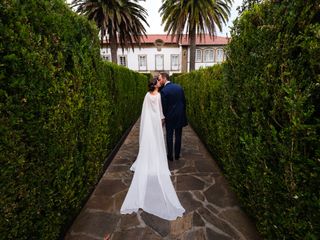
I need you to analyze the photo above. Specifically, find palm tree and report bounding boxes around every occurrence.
[160,0,232,71]
[71,0,149,64]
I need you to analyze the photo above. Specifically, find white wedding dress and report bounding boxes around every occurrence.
[120,92,185,220]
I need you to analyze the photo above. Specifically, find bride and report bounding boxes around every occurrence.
[120,77,185,220]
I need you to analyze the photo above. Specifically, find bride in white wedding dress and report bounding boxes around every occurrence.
[120,77,185,220]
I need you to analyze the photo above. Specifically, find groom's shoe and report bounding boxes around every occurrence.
[175,155,180,160]
[167,155,173,161]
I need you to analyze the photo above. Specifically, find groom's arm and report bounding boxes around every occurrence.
[160,90,168,118]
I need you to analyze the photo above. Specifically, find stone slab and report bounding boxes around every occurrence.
[70,210,119,238]
[64,121,261,240]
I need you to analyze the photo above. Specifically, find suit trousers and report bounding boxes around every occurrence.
[165,126,183,160]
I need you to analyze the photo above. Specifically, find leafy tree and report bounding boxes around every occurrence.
[71,0,149,63]
[237,0,263,14]
[160,0,232,71]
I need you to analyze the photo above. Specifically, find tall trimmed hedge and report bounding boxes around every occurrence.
[0,1,147,239]
[176,0,320,239]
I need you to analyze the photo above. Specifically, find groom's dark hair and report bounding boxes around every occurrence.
[160,72,169,81]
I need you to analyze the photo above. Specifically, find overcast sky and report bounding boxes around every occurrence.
[66,0,243,36]
[140,0,243,37]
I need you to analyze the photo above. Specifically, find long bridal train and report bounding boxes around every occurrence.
[120,92,185,220]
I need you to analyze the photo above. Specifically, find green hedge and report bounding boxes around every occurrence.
[170,73,185,83]
[0,1,146,239]
[176,0,320,239]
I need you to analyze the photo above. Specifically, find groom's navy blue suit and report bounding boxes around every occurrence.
[160,82,187,161]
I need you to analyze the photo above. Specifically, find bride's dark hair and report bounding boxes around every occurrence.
[148,76,158,92]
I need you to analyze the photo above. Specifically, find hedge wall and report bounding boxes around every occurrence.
[176,0,320,239]
[0,1,146,239]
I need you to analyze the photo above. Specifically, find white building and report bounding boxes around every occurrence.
[100,34,229,74]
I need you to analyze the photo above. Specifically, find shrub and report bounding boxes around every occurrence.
[0,1,146,239]
[170,73,185,83]
[176,0,320,238]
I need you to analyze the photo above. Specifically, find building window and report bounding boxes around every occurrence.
[101,49,110,61]
[216,48,224,63]
[204,49,214,62]
[171,54,179,70]
[155,54,164,70]
[102,55,110,61]
[119,56,127,67]
[138,55,147,71]
[195,49,202,62]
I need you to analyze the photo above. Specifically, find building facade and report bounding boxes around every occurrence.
[100,34,229,74]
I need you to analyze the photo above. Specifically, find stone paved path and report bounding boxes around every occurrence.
[65,120,261,240]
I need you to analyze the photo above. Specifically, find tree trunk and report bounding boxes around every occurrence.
[100,28,105,49]
[189,28,196,72]
[110,33,118,64]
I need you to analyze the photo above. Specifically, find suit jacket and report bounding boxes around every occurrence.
[160,82,188,129]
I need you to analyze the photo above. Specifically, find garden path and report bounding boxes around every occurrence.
[65,119,261,240]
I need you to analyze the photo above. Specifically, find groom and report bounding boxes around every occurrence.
[158,72,187,161]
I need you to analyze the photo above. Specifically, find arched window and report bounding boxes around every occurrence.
[196,49,202,62]
[155,54,164,70]
[204,49,214,62]
[216,48,224,63]
[171,54,179,70]
[138,55,147,71]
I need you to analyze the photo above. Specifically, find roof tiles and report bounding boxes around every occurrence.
[141,34,229,45]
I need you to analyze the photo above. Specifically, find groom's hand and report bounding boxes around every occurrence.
[162,119,165,126]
